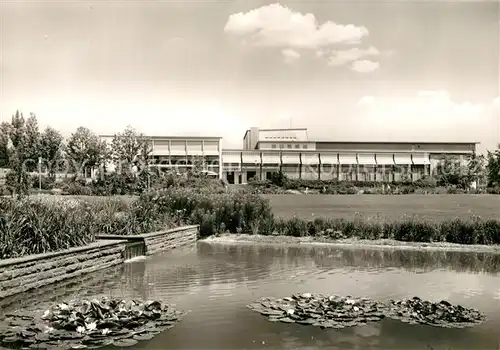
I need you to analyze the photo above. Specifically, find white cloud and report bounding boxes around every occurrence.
[328,46,379,66]
[358,96,375,106]
[224,3,369,50]
[282,48,300,64]
[224,3,391,70]
[494,96,500,106]
[351,60,380,73]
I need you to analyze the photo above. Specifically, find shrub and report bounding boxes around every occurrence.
[273,217,308,237]
[267,215,500,246]
[486,187,500,194]
[30,175,56,190]
[52,172,227,196]
[248,178,472,195]
[135,188,275,237]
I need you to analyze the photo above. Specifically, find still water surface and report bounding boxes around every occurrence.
[2,243,500,350]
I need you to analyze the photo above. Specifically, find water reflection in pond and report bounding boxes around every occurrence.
[1,242,500,349]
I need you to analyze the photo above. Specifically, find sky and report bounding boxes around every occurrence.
[1,0,499,152]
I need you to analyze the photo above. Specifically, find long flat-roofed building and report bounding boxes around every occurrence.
[221,127,478,184]
[100,127,478,184]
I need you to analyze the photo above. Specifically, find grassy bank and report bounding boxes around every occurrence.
[202,234,500,253]
[2,189,500,259]
[0,189,270,259]
[137,190,500,246]
[271,216,500,245]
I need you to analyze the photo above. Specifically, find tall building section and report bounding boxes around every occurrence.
[222,127,477,184]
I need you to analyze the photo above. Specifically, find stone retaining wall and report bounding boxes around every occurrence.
[0,240,127,299]
[97,225,199,256]
[0,225,199,300]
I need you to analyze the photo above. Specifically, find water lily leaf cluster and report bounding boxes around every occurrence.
[0,297,187,349]
[386,297,485,328]
[247,293,387,329]
[248,294,485,329]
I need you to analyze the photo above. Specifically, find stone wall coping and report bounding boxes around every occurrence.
[96,225,200,241]
[0,239,128,268]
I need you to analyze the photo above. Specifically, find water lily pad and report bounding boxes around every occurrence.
[295,319,316,325]
[133,334,155,341]
[112,338,138,347]
[248,294,388,330]
[2,335,23,344]
[386,297,485,328]
[29,343,51,349]
[83,338,113,347]
[0,297,187,349]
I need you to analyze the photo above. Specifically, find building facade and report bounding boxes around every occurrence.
[222,128,478,184]
[100,127,478,184]
[99,135,223,178]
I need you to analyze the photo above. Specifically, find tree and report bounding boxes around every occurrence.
[188,155,204,177]
[66,127,108,178]
[464,153,485,189]
[24,113,41,172]
[110,126,152,174]
[40,127,64,178]
[0,122,11,168]
[268,170,288,187]
[436,155,468,189]
[136,134,153,173]
[5,111,31,197]
[486,147,500,187]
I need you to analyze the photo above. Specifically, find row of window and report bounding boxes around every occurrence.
[264,136,298,140]
[270,144,308,149]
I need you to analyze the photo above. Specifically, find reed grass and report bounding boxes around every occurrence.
[2,190,499,259]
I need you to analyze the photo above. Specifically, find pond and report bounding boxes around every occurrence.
[1,242,500,349]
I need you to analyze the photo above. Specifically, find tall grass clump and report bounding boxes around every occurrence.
[0,194,179,259]
[3,190,499,259]
[0,196,96,259]
[269,215,500,246]
[135,188,275,237]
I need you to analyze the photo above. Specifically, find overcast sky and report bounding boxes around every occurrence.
[1,0,499,151]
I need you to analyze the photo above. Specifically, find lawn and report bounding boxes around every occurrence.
[55,193,500,222]
[264,194,500,221]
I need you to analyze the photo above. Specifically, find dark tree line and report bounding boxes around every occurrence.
[0,111,152,198]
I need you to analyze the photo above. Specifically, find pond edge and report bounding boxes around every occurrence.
[201,234,500,253]
[0,225,199,300]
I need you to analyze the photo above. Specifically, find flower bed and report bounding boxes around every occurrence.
[248,294,484,329]
[0,297,186,349]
